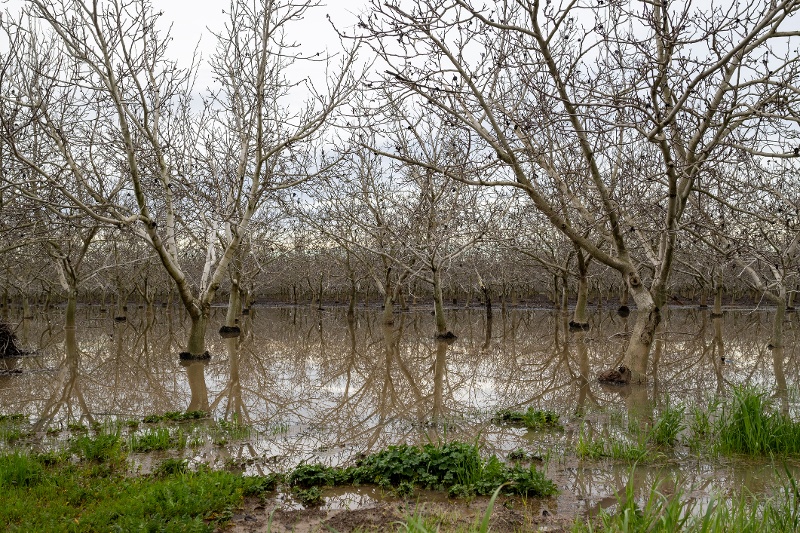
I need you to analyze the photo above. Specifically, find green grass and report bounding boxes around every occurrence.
[0,452,277,532]
[716,387,800,455]
[572,467,800,532]
[143,410,208,424]
[128,428,186,452]
[69,433,122,463]
[394,484,506,532]
[575,426,657,462]
[288,440,558,498]
[650,402,685,447]
[492,407,562,430]
[215,415,252,442]
[0,415,30,445]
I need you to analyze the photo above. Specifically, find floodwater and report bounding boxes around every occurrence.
[1,304,798,518]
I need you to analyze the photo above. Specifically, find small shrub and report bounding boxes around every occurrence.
[288,440,557,498]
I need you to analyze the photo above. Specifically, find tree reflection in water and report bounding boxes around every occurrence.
[0,305,797,512]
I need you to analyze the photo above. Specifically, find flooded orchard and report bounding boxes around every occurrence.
[1,303,798,530]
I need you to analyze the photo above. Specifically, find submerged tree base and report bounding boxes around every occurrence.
[597,366,632,384]
[178,351,211,361]
[218,325,241,338]
[0,322,23,357]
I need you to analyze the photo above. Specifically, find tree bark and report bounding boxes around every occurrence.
[573,272,589,326]
[771,298,786,349]
[432,267,447,335]
[65,289,77,330]
[623,284,661,383]
[183,304,210,358]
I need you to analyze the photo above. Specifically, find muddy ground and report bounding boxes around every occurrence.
[226,489,576,532]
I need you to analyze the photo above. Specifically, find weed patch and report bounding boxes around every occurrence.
[143,410,208,424]
[493,407,562,430]
[128,427,186,452]
[69,433,122,463]
[288,440,557,498]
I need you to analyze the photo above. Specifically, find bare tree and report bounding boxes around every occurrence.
[2,0,360,357]
[355,0,800,381]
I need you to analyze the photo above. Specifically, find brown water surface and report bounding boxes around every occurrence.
[1,304,798,519]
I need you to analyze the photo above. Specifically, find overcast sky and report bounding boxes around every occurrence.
[3,0,366,90]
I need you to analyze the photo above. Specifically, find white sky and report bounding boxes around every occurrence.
[158,0,366,89]
[2,0,367,91]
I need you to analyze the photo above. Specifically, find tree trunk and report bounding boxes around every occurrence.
[347,279,356,321]
[317,273,324,310]
[226,283,241,328]
[699,286,708,307]
[432,340,447,425]
[770,298,786,349]
[382,291,394,325]
[183,305,210,358]
[620,281,629,307]
[573,273,589,326]
[185,361,210,412]
[623,285,661,383]
[65,289,78,330]
[713,277,723,315]
[432,267,447,335]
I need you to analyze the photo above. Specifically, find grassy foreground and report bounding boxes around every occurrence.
[3,386,800,531]
[0,451,276,532]
[0,436,555,531]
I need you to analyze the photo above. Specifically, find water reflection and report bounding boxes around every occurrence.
[0,305,797,511]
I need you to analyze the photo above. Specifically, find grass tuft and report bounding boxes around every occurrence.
[493,407,562,430]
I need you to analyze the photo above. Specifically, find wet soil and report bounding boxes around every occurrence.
[227,489,574,532]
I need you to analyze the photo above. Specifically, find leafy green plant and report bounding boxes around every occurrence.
[493,407,562,430]
[241,474,282,496]
[294,485,323,506]
[287,440,557,498]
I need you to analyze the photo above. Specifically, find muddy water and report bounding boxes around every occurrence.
[1,304,798,517]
